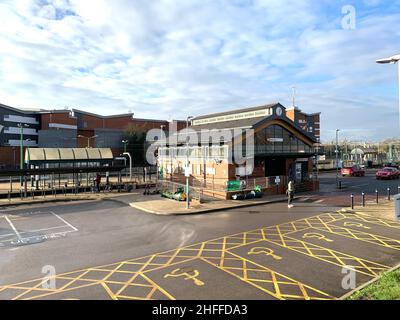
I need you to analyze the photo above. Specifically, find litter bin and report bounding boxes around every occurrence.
[394,194,400,221]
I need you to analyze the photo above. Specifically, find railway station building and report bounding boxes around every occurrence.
[157,103,320,199]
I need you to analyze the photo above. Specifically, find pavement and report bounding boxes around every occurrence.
[128,194,290,215]
[339,201,397,222]
[0,188,292,215]
[0,192,142,210]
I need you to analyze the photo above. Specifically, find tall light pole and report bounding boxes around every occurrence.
[376,54,400,129]
[336,129,340,188]
[18,123,29,187]
[159,125,166,182]
[78,135,98,148]
[18,123,29,170]
[185,116,194,209]
[123,152,132,182]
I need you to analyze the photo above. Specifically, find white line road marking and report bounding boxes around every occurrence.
[0,211,78,247]
[348,184,369,189]
[50,212,78,232]
[4,216,23,242]
[0,225,71,239]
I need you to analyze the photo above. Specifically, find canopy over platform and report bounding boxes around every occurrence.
[25,148,114,163]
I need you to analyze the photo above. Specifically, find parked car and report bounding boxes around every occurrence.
[376,167,400,180]
[384,163,399,169]
[341,165,366,177]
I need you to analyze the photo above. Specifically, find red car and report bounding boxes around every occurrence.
[341,165,365,177]
[376,167,400,180]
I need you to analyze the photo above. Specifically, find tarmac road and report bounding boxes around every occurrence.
[315,170,400,206]
[0,199,334,286]
[0,176,400,300]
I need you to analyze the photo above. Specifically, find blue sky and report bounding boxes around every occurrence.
[0,0,399,142]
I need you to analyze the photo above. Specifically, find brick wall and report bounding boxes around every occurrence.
[41,112,77,130]
[0,146,20,169]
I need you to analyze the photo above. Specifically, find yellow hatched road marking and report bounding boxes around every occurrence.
[0,212,397,300]
[309,220,400,250]
[353,212,400,229]
[140,274,176,300]
[202,252,333,300]
[282,235,388,277]
[114,255,157,297]
[23,282,99,300]
[100,282,116,300]
[261,224,389,277]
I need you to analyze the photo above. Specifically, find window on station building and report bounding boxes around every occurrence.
[255,124,312,155]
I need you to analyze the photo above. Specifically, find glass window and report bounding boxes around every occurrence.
[283,130,290,152]
[274,125,283,138]
[254,124,313,155]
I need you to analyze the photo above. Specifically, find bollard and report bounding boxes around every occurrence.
[362,192,365,207]
[351,194,354,210]
[388,188,391,201]
[398,186,400,195]
[376,190,379,204]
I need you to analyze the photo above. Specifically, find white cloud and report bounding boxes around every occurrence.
[0,0,399,141]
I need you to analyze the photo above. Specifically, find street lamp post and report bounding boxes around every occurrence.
[336,129,340,188]
[159,125,166,182]
[185,116,194,209]
[18,123,29,186]
[18,123,29,170]
[78,135,98,148]
[376,54,400,129]
[123,152,132,182]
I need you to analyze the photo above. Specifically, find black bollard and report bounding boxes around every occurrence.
[376,190,379,204]
[351,194,354,210]
[362,192,365,207]
[388,188,391,201]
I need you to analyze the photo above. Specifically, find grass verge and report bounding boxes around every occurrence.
[348,268,400,300]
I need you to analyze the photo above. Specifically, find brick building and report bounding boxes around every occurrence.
[286,107,321,142]
[0,103,184,169]
[157,103,320,199]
